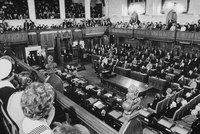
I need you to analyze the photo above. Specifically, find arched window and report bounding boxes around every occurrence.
[127,0,146,15]
[161,0,190,14]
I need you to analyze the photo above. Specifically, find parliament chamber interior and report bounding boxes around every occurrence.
[1,0,200,134]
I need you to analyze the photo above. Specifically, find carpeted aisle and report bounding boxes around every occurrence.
[78,63,101,85]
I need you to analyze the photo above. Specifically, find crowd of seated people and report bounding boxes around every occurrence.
[112,19,200,32]
[0,17,112,33]
[35,0,60,19]
[65,0,85,18]
[80,17,112,28]
[0,0,29,20]
[0,54,91,134]
[91,5,103,18]
[92,43,200,81]
[90,42,200,126]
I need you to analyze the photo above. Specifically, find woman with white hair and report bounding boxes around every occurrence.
[21,82,55,134]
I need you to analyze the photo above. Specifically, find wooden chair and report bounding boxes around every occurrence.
[0,99,19,134]
[45,73,64,93]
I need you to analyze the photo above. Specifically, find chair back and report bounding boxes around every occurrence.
[46,73,64,93]
[0,99,19,134]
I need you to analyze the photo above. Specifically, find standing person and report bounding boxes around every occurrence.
[24,19,29,31]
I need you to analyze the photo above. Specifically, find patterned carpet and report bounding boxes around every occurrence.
[78,63,101,85]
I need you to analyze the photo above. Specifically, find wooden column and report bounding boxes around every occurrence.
[85,0,91,19]
[59,0,66,19]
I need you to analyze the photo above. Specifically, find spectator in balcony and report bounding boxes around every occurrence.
[170,23,176,31]
[21,82,55,134]
[180,24,187,31]
[155,21,163,30]
[65,1,85,19]
[188,22,196,32]
[24,19,29,31]
[1,18,8,30]
[1,0,29,20]
[35,0,60,19]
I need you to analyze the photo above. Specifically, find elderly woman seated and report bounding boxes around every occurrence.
[20,82,55,134]
[53,122,90,134]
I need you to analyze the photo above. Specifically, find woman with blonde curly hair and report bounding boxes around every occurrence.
[21,82,55,134]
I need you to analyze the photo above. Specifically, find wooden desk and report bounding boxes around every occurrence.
[56,91,118,134]
[148,76,167,91]
[102,74,152,96]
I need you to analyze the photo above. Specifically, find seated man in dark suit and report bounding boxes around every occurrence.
[148,93,164,110]
[186,70,196,79]
[177,75,185,87]
[107,93,117,108]
[157,69,166,79]
[164,98,182,118]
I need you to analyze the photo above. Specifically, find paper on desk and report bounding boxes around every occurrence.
[104,93,112,97]
[86,85,95,90]
[94,101,105,109]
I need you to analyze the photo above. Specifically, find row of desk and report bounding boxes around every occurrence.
[14,56,152,134]
[92,53,183,92]
[14,55,192,134]
[101,74,152,97]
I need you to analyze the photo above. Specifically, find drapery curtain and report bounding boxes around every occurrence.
[73,29,83,41]
[10,44,26,61]
[40,30,69,49]
[28,32,38,46]
[40,31,57,49]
